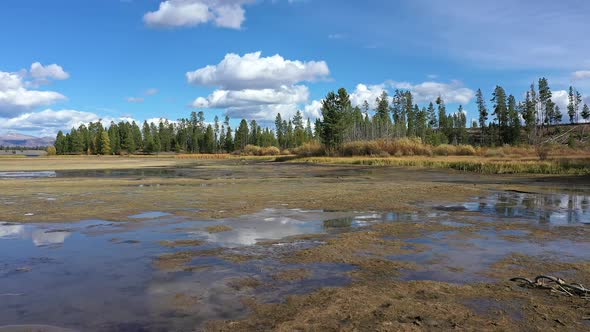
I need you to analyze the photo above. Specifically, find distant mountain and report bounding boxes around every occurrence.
[0,132,55,147]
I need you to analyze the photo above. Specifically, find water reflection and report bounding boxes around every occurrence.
[393,229,590,283]
[0,209,360,331]
[0,171,56,179]
[0,223,70,247]
[464,191,590,225]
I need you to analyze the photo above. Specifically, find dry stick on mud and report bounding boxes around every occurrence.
[510,275,590,298]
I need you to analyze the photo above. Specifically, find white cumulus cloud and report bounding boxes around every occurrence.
[192,85,309,108]
[29,62,70,80]
[0,71,67,117]
[391,80,475,105]
[189,52,329,122]
[0,109,100,134]
[551,90,569,111]
[349,83,389,108]
[346,80,475,109]
[187,51,330,90]
[144,0,252,29]
[193,85,309,121]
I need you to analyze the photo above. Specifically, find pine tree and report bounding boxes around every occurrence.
[375,91,391,137]
[553,105,562,124]
[476,88,488,145]
[108,122,120,155]
[55,131,66,154]
[213,116,220,152]
[96,131,111,155]
[507,95,521,144]
[491,86,508,144]
[575,91,583,123]
[538,78,552,126]
[581,104,590,121]
[436,96,448,141]
[293,110,305,146]
[275,113,284,148]
[142,121,154,154]
[203,125,215,153]
[234,119,249,150]
[427,102,437,128]
[224,124,234,152]
[320,90,348,151]
[132,122,143,150]
[249,119,259,146]
[150,123,161,153]
[568,86,576,124]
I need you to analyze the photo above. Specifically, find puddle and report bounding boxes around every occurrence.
[391,229,590,284]
[128,211,173,219]
[0,171,56,179]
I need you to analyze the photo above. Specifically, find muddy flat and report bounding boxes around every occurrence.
[1,157,589,331]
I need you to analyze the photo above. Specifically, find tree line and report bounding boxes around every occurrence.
[54,77,589,155]
[54,111,315,155]
[317,78,590,151]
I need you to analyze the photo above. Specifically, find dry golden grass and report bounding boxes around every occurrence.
[292,155,590,175]
[0,155,185,171]
[239,145,281,156]
[175,153,233,159]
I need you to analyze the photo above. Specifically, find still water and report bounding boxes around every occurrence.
[0,191,589,331]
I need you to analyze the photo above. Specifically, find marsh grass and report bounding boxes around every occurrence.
[293,156,590,175]
[239,145,281,156]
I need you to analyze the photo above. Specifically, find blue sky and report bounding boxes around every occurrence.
[1,0,589,136]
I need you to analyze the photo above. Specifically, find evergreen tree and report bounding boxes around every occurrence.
[581,104,590,121]
[224,124,234,152]
[375,91,391,137]
[108,122,120,155]
[553,105,562,124]
[507,95,521,144]
[476,88,488,145]
[142,121,155,154]
[203,125,215,153]
[70,128,84,153]
[121,123,136,153]
[150,123,161,153]
[568,86,576,124]
[55,131,66,154]
[538,78,552,126]
[249,119,260,146]
[436,96,449,141]
[234,119,249,150]
[96,131,111,155]
[427,102,437,128]
[132,122,143,151]
[214,116,220,152]
[275,113,285,148]
[292,110,306,146]
[320,89,349,151]
[491,86,508,144]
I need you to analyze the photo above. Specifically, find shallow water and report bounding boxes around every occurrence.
[1,190,589,330]
[0,209,371,331]
[464,191,590,225]
[392,229,590,283]
[0,171,56,179]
